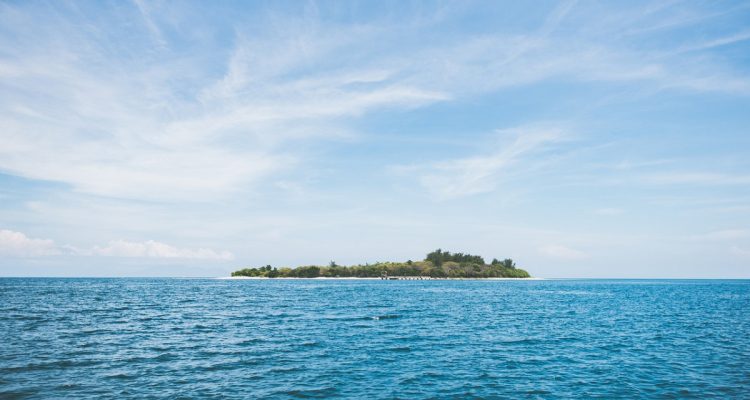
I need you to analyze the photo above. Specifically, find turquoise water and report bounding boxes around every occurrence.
[1,279,749,398]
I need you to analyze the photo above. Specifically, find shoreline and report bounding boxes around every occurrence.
[218,276,543,280]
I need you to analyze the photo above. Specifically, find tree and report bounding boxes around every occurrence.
[296,266,321,278]
[231,250,530,279]
[425,249,486,266]
[425,249,445,266]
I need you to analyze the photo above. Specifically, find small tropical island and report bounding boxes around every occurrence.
[231,249,531,279]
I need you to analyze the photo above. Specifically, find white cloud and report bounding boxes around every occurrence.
[0,229,60,257]
[644,173,750,186]
[613,159,675,170]
[1,2,750,278]
[87,240,234,260]
[132,0,167,49]
[674,30,750,54]
[0,7,449,202]
[540,244,588,260]
[730,246,750,257]
[690,229,749,242]
[0,229,232,260]
[2,2,749,203]
[415,126,566,199]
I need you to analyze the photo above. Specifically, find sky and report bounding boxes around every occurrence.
[1,1,749,278]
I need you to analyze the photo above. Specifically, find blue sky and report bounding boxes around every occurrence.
[1,1,749,277]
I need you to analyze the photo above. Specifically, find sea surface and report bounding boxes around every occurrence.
[1,278,749,399]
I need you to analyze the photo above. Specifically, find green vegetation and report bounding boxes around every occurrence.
[231,249,530,278]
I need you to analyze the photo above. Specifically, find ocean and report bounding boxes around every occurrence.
[1,278,749,398]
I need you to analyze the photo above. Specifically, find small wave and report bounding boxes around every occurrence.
[525,389,551,395]
[237,338,264,346]
[527,290,611,296]
[201,360,251,372]
[56,382,81,389]
[371,314,401,320]
[321,315,364,322]
[7,359,100,372]
[152,353,177,362]
[269,366,305,374]
[281,386,337,398]
[322,314,402,321]
[7,315,44,321]
[104,373,135,380]
[399,371,445,385]
[497,337,540,345]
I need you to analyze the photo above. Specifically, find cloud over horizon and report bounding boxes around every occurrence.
[1,1,749,277]
[0,229,232,261]
[0,229,60,258]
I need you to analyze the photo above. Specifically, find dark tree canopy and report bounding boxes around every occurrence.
[425,249,485,266]
[231,250,529,278]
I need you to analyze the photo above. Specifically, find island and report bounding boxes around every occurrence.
[231,249,531,279]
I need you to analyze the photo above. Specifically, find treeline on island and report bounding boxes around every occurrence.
[231,249,531,278]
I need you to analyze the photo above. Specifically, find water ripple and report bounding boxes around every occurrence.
[1,278,749,398]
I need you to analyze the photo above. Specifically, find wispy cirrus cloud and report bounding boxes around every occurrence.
[674,30,750,54]
[2,1,749,204]
[1,2,749,277]
[0,5,449,202]
[406,125,567,199]
[643,173,750,186]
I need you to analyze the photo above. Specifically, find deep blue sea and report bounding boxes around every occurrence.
[1,279,749,399]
